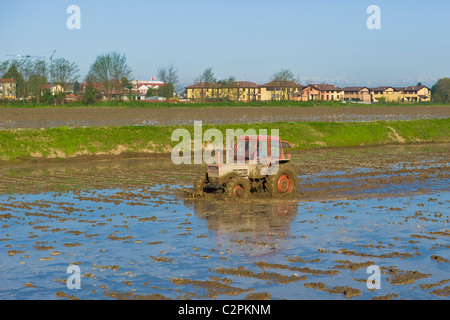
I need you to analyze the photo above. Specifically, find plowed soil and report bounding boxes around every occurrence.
[1,105,449,128]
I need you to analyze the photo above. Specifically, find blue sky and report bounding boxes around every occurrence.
[1,0,449,88]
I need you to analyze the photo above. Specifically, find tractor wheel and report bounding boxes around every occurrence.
[224,177,251,200]
[193,173,209,196]
[265,165,297,196]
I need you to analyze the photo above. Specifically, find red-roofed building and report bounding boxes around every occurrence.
[294,84,343,101]
[130,79,165,100]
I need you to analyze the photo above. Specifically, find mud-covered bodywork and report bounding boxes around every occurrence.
[194,135,296,198]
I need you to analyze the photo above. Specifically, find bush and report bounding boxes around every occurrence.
[431,78,450,103]
[82,82,102,105]
[41,89,53,105]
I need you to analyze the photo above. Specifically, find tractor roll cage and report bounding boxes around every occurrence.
[233,135,292,162]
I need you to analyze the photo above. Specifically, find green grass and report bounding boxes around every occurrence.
[0,119,449,162]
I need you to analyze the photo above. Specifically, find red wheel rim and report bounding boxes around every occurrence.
[277,174,292,193]
[233,185,244,198]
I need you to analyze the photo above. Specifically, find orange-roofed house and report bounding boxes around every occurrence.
[296,84,343,101]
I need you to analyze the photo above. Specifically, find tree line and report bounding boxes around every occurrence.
[1,52,450,104]
[0,57,79,104]
[0,51,180,105]
[431,78,450,103]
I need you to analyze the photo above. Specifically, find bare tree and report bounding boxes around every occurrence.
[51,58,80,92]
[25,60,49,102]
[157,64,179,97]
[88,51,132,100]
[157,65,179,85]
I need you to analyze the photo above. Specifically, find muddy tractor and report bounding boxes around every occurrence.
[193,135,297,199]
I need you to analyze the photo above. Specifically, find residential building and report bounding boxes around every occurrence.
[351,86,431,103]
[65,93,78,102]
[136,84,150,95]
[186,80,304,102]
[80,81,129,101]
[370,86,401,102]
[131,79,164,86]
[224,81,260,102]
[81,82,105,92]
[134,84,152,100]
[186,82,224,101]
[0,78,16,99]
[342,87,372,103]
[131,79,165,100]
[259,80,304,101]
[295,84,343,101]
[313,84,343,101]
[402,86,431,102]
[184,79,432,103]
[43,83,64,95]
[293,85,320,101]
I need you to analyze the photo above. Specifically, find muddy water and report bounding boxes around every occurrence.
[0,144,449,300]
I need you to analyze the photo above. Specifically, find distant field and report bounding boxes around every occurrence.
[1,105,449,129]
[1,100,450,109]
[1,119,448,163]
[2,100,366,108]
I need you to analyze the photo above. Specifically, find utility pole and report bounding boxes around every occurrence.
[49,50,56,93]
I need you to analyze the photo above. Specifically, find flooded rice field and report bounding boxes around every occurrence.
[0,105,449,129]
[0,144,449,300]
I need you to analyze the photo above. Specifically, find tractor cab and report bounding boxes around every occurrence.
[233,135,292,164]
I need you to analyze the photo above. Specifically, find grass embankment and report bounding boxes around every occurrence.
[0,119,449,163]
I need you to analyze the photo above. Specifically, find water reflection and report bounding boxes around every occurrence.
[184,199,298,256]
